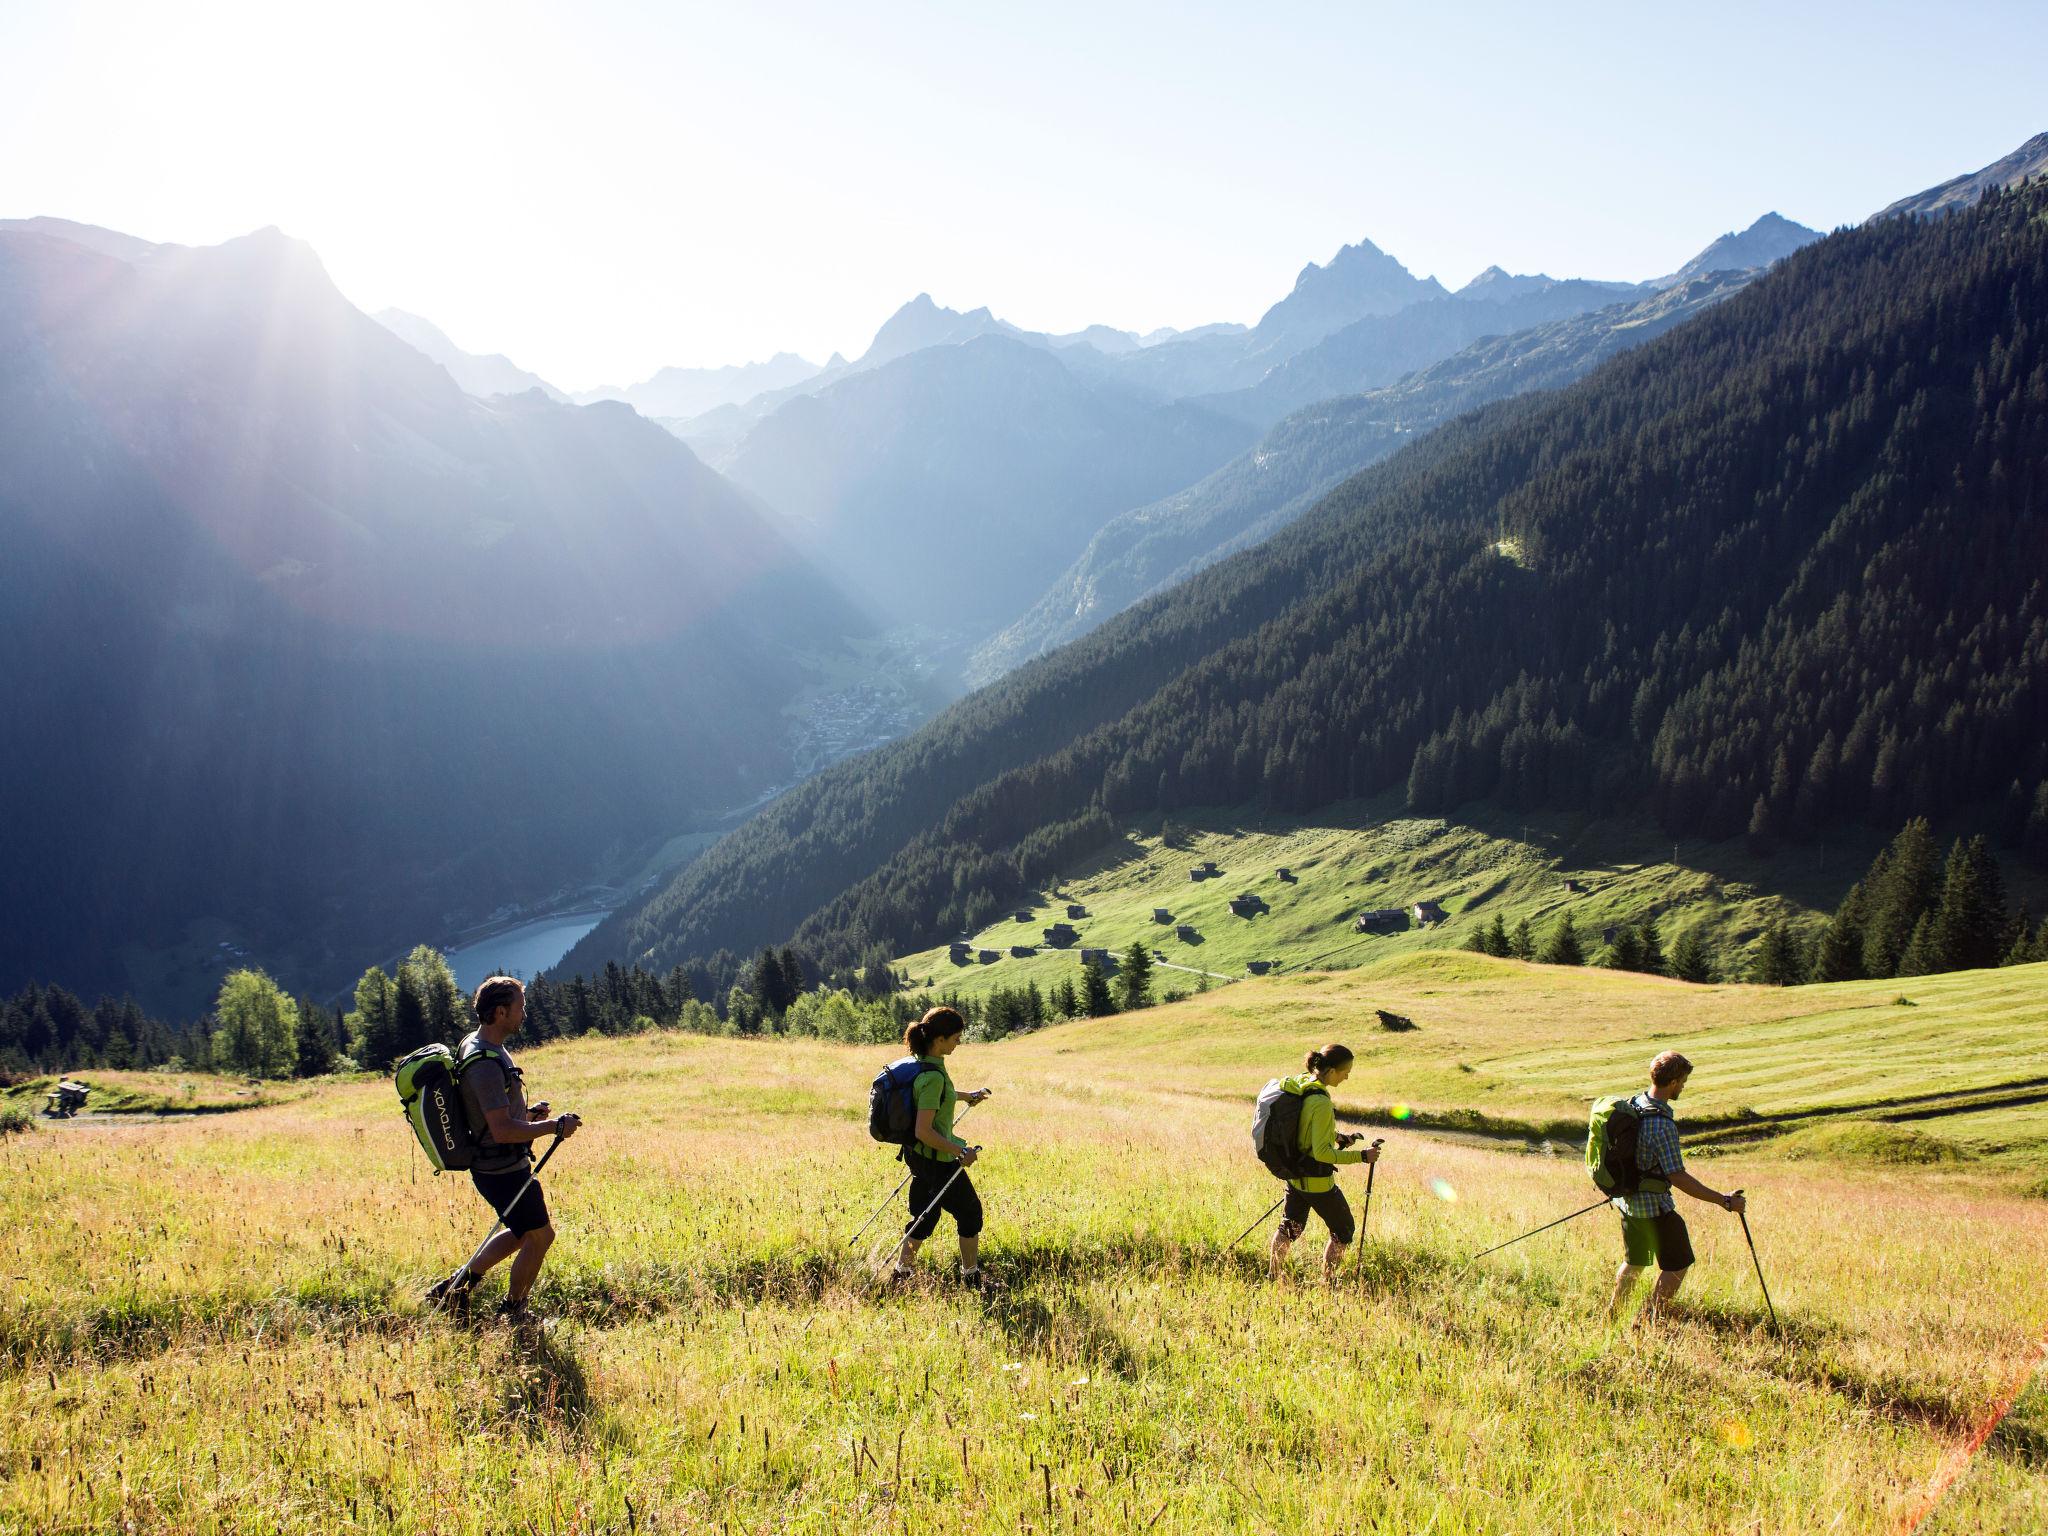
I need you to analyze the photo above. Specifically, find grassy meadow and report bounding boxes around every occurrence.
[2,956,2045,1533]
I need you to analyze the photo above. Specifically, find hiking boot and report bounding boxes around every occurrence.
[495,1296,534,1325]
[424,1270,480,1308]
[959,1268,1006,1295]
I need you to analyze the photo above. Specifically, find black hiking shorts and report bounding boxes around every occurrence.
[1280,1185,1356,1245]
[905,1155,983,1241]
[472,1164,550,1236]
[1621,1209,1694,1272]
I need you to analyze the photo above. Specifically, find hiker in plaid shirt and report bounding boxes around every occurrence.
[1607,1050,1747,1322]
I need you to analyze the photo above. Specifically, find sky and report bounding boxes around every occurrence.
[3,1,2043,391]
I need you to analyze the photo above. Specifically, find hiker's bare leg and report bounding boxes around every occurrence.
[505,1224,554,1302]
[1608,1263,1645,1322]
[892,1235,923,1272]
[1645,1266,1687,1319]
[959,1234,979,1272]
[1322,1237,1349,1281]
[466,1228,523,1278]
[1268,1221,1302,1282]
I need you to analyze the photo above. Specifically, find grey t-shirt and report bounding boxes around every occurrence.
[458,1032,531,1174]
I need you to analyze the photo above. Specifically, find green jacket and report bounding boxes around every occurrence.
[1280,1072,1365,1193]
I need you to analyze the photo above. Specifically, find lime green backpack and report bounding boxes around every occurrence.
[394,1043,483,1173]
[1586,1095,1669,1199]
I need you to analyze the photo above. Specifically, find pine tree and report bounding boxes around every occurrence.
[1603,926,1645,971]
[294,997,338,1077]
[1749,924,1803,986]
[1080,960,1118,1018]
[1669,926,1715,984]
[1509,917,1536,962]
[1928,835,2007,974]
[1050,976,1080,1018]
[347,966,399,1068]
[1466,927,1491,955]
[1896,912,1939,977]
[778,947,808,1006]
[2000,915,2038,967]
[1485,913,1510,957]
[1811,879,1870,983]
[753,948,793,1015]
[1636,915,1666,976]
[1863,819,1940,978]
[1540,913,1584,966]
[392,969,430,1056]
[1117,942,1154,1011]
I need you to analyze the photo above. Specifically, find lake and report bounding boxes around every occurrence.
[445,912,608,993]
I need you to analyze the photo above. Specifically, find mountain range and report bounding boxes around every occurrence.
[969,269,1759,683]
[0,221,866,1008]
[565,178,2048,992]
[372,307,569,402]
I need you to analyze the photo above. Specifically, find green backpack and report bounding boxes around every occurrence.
[1586,1095,1669,1199]
[395,1043,485,1173]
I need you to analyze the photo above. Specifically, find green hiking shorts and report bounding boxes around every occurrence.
[1621,1210,1694,1272]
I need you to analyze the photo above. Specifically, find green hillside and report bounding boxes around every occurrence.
[895,792,1903,997]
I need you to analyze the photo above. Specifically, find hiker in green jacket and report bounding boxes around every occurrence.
[1270,1044,1379,1282]
[888,1006,998,1291]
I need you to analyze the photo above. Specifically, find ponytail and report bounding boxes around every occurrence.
[905,1005,966,1056]
[1305,1043,1353,1075]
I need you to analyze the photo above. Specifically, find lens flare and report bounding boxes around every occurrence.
[1430,1178,1458,1203]
[1719,1419,1754,1450]
[1392,1103,1413,1121]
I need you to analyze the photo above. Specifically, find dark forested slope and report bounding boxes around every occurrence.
[572,186,2048,981]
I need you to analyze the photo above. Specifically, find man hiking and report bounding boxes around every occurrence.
[424,975,582,1319]
[887,1007,999,1291]
[1268,1044,1379,1283]
[1606,1050,1745,1323]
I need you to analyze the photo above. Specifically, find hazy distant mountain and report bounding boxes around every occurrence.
[1250,237,1448,354]
[575,351,822,418]
[720,334,1255,638]
[0,221,866,1008]
[1458,266,1638,304]
[970,270,1755,683]
[1873,130,2048,219]
[373,307,569,402]
[1205,276,1654,428]
[1650,212,1820,288]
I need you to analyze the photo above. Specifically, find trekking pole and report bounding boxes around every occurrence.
[1226,1195,1287,1251]
[1462,1196,1611,1268]
[1359,1139,1386,1240]
[434,1134,565,1311]
[846,1102,978,1248]
[1734,1191,1779,1332]
[868,1150,981,1272]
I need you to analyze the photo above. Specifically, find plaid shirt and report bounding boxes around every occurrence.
[1617,1091,1682,1218]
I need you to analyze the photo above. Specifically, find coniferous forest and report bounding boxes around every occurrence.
[568,184,2048,986]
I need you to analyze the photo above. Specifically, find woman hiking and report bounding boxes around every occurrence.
[887,1007,1000,1292]
[1269,1044,1379,1283]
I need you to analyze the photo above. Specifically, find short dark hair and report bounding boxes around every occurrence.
[1650,1050,1693,1087]
[905,1005,966,1055]
[473,975,525,1024]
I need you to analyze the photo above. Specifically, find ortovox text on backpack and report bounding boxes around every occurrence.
[868,1057,933,1147]
[1586,1095,1670,1200]
[1252,1078,1333,1181]
[396,1043,484,1173]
